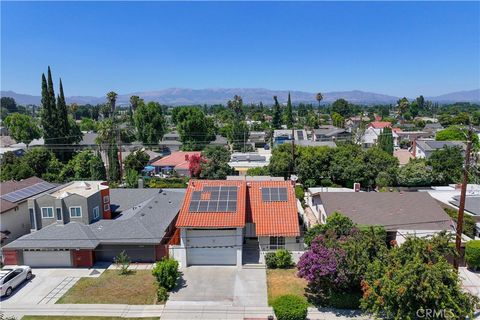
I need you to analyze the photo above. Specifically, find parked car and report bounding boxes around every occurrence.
[0,266,32,297]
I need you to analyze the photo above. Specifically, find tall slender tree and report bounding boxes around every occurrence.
[316,92,323,114]
[40,73,55,142]
[272,96,282,129]
[284,92,294,128]
[377,127,394,155]
[107,91,118,115]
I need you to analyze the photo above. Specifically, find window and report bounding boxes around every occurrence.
[29,208,36,229]
[69,207,82,218]
[93,206,100,220]
[56,208,62,221]
[103,195,110,203]
[269,236,285,249]
[41,207,54,218]
[104,203,110,212]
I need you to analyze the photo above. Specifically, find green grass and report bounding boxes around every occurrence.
[56,270,158,305]
[21,317,159,320]
[266,268,308,305]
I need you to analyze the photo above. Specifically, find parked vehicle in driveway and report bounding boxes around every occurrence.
[0,266,32,297]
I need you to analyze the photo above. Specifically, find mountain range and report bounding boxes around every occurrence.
[2,88,479,106]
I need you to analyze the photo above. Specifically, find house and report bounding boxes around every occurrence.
[423,123,444,135]
[345,116,370,129]
[172,180,301,267]
[273,129,308,145]
[361,126,400,148]
[283,140,337,148]
[0,147,25,160]
[312,125,350,142]
[367,121,392,130]
[209,135,228,148]
[0,177,56,245]
[412,139,466,159]
[3,185,186,267]
[159,131,182,152]
[228,149,271,176]
[309,192,454,242]
[122,148,163,166]
[248,131,267,148]
[151,151,201,177]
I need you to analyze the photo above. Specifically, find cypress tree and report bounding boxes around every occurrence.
[378,127,394,155]
[108,144,121,182]
[40,72,56,143]
[272,96,282,129]
[57,79,70,141]
[285,92,294,129]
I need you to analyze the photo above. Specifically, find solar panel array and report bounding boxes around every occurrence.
[189,186,238,212]
[1,182,55,203]
[261,187,288,202]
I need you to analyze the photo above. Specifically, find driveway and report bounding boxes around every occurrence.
[0,267,105,306]
[167,266,267,307]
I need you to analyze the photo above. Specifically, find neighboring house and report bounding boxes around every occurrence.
[367,121,392,130]
[0,177,56,245]
[0,147,25,160]
[3,186,186,267]
[312,125,351,142]
[172,180,301,267]
[345,116,370,129]
[248,131,267,148]
[423,123,444,135]
[160,131,182,152]
[151,151,201,177]
[122,149,163,166]
[396,131,431,145]
[309,192,454,242]
[412,139,466,159]
[361,126,400,148]
[228,150,271,176]
[393,149,414,166]
[209,135,228,148]
[283,140,337,148]
[273,129,308,145]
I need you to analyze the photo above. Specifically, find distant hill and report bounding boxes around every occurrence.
[2,88,479,106]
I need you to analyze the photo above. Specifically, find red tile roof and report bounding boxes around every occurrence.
[151,151,200,170]
[368,121,392,129]
[176,180,300,237]
[176,180,247,228]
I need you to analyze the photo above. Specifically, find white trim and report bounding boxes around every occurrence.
[41,207,54,219]
[103,195,110,204]
[103,203,110,212]
[93,206,100,220]
[56,207,63,221]
[29,207,37,230]
[69,206,82,218]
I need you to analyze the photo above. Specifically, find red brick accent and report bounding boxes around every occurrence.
[155,244,168,260]
[100,188,111,219]
[72,250,94,267]
[3,250,18,265]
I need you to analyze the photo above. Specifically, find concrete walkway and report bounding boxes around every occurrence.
[0,303,374,319]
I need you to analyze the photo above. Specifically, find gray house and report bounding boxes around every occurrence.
[413,139,466,159]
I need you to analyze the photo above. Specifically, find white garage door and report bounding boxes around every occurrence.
[186,229,237,265]
[23,250,72,267]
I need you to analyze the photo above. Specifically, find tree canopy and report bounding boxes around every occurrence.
[134,101,166,145]
[4,113,41,146]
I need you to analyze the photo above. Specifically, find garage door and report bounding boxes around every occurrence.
[186,229,237,265]
[95,245,155,263]
[23,250,72,267]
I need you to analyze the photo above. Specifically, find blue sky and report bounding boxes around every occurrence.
[1,1,479,97]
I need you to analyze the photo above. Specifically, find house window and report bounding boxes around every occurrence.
[104,203,110,212]
[103,195,110,204]
[56,208,62,221]
[41,207,54,218]
[69,207,82,218]
[269,236,285,249]
[93,206,100,220]
[29,208,36,229]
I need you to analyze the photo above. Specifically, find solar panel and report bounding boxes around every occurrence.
[188,185,238,212]
[1,182,55,203]
[261,187,288,202]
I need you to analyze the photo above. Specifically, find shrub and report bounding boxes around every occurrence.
[265,252,277,269]
[152,257,180,291]
[275,249,293,268]
[113,250,131,275]
[465,240,480,271]
[272,295,308,320]
[157,286,169,303]
[329,291,361,309]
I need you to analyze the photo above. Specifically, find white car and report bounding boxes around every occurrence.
[0,266,32,297]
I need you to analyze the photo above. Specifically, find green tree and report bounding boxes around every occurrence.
[272,96,282,129]
[124,150,150,173]
[134,101,166,144]
[106,91,118,115]
[125,169,139,188]
[436,125,480,150]
[268,144,294,179]
[397,97,410,118]
[60,150,106,181]
[397,159,433,187]
[129,95,141,113]
[4,113,41,146]
[284,92,294,128]
[315,92,323,113]
[331,99,352,117]
[361,233,478,319]
[331,112,344,128]
[377,127,394,155]
[152,258,180,291]
[428,146,463,185]
[40,68,57,144]
[200,146,232,179]
[296,145,334,188]
[1,97,18,114]
[177,107,214,150]
[108,144,121,182]
[79,118,98,132]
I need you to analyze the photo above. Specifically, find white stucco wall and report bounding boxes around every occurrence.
[0,202,31,245]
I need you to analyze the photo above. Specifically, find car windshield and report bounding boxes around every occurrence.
[0,269,12,281]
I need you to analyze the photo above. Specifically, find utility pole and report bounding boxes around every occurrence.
[454,127,473,270]
[291,127,295,177]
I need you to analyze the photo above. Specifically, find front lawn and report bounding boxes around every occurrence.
[22,317,159,320]
[266,268,308,305]
[56,270,158,305]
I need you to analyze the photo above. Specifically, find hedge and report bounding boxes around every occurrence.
[465,240,480,271]
[265,249,293,269]
[272,295,309,320]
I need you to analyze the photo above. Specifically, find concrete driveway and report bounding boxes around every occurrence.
[0,267,105,306]
[167,266,267,307]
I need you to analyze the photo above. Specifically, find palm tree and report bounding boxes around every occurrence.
[70,103,78,120]
[315,92,323,113]
[129,95,140,112]
[106,91,118,116]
